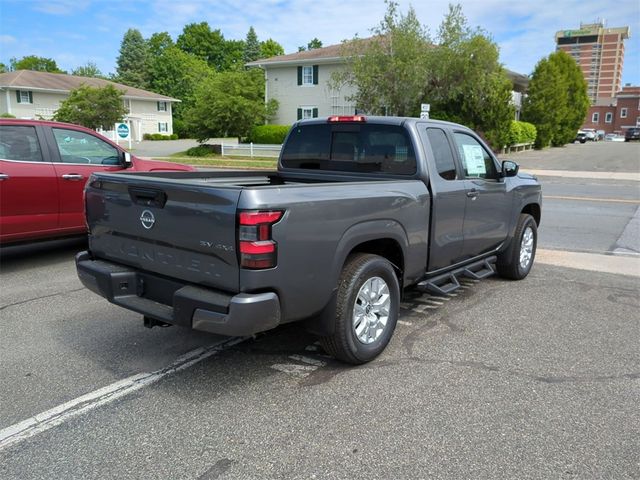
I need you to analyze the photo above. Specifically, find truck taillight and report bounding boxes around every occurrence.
[238,210,283,269]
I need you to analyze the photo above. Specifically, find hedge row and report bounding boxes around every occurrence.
[507,121,537,146]
[143,133,179,140]
[247,125,290,144]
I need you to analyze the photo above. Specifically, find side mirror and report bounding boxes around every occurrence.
[121,151,132,168]
[501,160,519,178]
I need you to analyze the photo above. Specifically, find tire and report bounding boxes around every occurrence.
[320,253,400,364]
[580,139,586,144]
[496,214,537,280]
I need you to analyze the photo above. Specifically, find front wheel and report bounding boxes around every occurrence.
[320,254,400,364]
[496,214,537,280]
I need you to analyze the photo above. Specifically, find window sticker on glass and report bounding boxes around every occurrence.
[462,144,486,176]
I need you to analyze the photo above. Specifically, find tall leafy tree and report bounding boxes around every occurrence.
[522,58,567,148]
[176,22,228,71]
[307,38,323,50]
[10,55,65,73]
[0,63,9,73]
[332,1,430,116]
[147,32,174,57]
[53,85,127,130]
[548,51,589,146]
[243,27,261,63]
[72,61,104,78]
[148,46,215,136]
[260,39,285,58]
[185,69,277,141]
[223,39,246,71]
[426,5,514,148]
[115,29,150,88]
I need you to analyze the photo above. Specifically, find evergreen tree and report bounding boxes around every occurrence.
[115,29,150,88]
[522,58,567,148]
[548,51,590,146]
[244,27,261,63]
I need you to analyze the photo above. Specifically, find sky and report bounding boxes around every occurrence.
[1,0,639,86]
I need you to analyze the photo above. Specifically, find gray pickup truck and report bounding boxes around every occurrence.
[76,116,541,364]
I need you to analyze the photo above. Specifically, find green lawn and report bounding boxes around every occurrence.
[154,153,277,169]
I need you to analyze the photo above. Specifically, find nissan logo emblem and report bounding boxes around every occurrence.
[140,210,155,229]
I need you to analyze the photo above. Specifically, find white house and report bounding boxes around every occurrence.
[247,40,529,125]
[0,70,179,140]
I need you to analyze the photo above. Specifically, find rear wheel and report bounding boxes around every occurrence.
[320,254,399,364]
[496,214,537,280]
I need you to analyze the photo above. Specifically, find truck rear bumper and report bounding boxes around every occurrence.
[75,251,281,337]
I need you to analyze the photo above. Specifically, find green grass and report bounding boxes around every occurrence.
[156,154,277,169]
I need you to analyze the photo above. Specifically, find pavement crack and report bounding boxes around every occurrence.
[0,288,85,311]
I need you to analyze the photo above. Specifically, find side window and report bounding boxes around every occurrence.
[453,132,498,180]
[0,125,44,162]
[52,128,120,165]
[426,128,457,180]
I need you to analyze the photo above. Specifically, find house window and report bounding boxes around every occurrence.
[297,65,318,86]
[16,90,33,104]
[158,122,168,133]
[621,108,627,118]
[592,112,599,123]
[303,66,313,85]
[123,99,131,113]
[605,112,613,123]
[297,107,318,120]
[157,101,167,112]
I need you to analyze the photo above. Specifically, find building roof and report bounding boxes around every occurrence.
[0,70,178,102]
[248,38,529,88]
[246,38,376,67]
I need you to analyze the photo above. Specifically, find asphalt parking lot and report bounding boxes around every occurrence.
[1,141,639,479]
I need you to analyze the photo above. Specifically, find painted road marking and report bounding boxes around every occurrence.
[545,195,639,205]
[0,336,246,452]
[536,249,640,277]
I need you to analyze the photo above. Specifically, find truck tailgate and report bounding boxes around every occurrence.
[85,173,241,292]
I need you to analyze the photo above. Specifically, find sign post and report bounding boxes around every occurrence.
[116,122,131,150]
[420,103,430,120]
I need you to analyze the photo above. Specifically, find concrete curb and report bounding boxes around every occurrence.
[523,169,640,181]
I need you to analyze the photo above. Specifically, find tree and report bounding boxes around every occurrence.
[0,63,7,73]
[148,46,215,136]
[332,1,431,116]
[115,28,150,88]
[260,39,285,58]
[53,84,127,130]
[425,5,514,149]
[307,38,323,50]
[10,55,65,73]
[185,69,277,141]
[72,61,104,78]
[522,58,567,148]
[223,39,246,71]
[147,32,174,57]
[548,51,589,146]
[177,22,228,71]
[244,27,261,63]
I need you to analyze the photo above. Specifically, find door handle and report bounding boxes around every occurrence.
[62,174,85,181]
[466,189,479,199]
[0,173,9,181]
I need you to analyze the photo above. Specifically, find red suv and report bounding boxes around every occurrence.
[0,119,194,245]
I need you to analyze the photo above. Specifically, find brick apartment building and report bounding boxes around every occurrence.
[581,85,640,134]
[555,22,630,105]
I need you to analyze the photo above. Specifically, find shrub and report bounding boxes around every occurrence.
[143,133,152,140]
[170,133,178,140]
[248,125,290,144]
[186,145,217,156]
[0,112,16,118]
[506,120,537,145]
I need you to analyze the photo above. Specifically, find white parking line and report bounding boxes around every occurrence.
[0,336,245,452]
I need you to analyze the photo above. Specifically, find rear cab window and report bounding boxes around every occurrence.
[281,123,417,175]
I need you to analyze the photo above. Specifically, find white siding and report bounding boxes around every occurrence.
[2,90,64,119]
[266,63,356,124]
